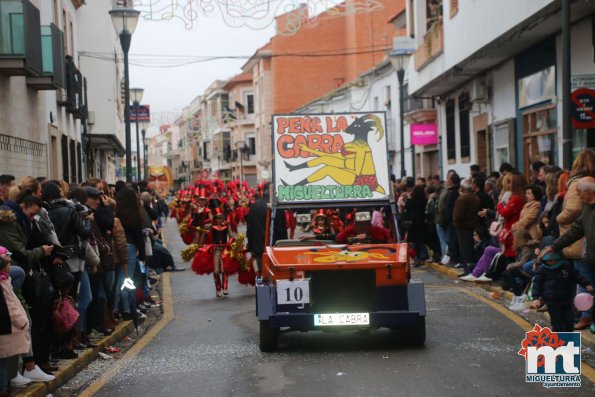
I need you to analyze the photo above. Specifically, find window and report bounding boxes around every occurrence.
[69,21,74,56]
[77,142,82,183]
[449,0,458,18]
[246,93,254,114]
[384,85,391,108]
[61,135,69,182]
[203,142,208,160]
[458,93,471,160]
[493,123,510,171]
[445,99,456,161]
[62,9,68,55]
[373,97,379,111]
[522,105,557,177]
[248,137,256,155]
[426,0,443,31]
[53,0,59,25]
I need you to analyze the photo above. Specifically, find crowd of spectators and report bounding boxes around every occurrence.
[0,175,171,395]
[395,149,595,332]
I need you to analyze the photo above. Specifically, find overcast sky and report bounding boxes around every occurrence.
[128,11,275,136]
[125,1,349,140]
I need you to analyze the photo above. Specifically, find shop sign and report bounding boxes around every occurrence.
[571,74,595,90]
[570,88,595,129]
[410,124,438,145]
[130,104,151,123]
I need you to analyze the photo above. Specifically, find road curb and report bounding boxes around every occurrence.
[425,261,595,350]
[13,320,135,397]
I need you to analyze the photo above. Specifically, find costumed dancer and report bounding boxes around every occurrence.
[285,210,297,239]
[301,210,335,241]
[327,208,344,234]
[192,187,211,244]
[207,208,231,297]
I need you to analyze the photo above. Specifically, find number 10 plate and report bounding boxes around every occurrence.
[276,280,310,305]
[314,313,370,326]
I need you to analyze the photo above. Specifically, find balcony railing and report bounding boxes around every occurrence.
[403,97,435,114]
[57,56,86,118]
[414,18,444,71]
[0,0,42,76]
[26,23,65,90]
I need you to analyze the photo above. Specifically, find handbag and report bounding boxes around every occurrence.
[489,221,503,237]
[52,264,75,289]
[96,232,116,271]
[52,294,79,333]
[28,263,55,303]
[62,244,81,259]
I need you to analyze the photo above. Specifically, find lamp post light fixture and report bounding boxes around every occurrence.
[110,7,140,182]
[130,87,144,181]
[389,49,413,178]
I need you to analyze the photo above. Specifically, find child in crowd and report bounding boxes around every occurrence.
[0,247,31,397]
[501,230,540,311]
[532,250,593,332]
[472,226,491,264]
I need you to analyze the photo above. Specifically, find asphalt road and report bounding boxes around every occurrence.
[74,221,594,397]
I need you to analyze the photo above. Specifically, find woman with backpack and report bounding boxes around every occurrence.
[43,181,92,359]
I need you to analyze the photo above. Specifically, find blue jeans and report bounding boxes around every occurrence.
[573,259,593,318]
[115,244,138,315]
[522,260,536,277]
[9,265,25,291]
[445,225,461,263]
[76,269,92,332]
[414,242,429,261]
[0,357,7,393]
[435,224,447,259]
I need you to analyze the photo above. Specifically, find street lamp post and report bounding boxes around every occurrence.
[390,50,413,179]
[130,87,144,181]
[110,7,140,183]
[141,128,148,180]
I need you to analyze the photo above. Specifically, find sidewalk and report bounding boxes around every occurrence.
[425,261,595,351]
[12,274,167,397]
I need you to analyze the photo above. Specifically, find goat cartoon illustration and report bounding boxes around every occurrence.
[283,114,386,194]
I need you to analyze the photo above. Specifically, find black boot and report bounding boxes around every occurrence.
[284,160,309,172]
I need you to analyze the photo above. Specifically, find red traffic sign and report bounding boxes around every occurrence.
[571,88,595,129]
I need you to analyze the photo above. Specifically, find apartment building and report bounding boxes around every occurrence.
[77,0,127,183]
[405,0,595,178]
[0,0,84,181]
[223,72,257,186]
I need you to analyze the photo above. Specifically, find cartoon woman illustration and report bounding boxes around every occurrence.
[283,114,385,194]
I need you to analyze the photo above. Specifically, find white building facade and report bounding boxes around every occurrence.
[405,0,595,178]
[77,0,126,183]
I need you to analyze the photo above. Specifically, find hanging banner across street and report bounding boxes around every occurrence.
[273,112,390,203]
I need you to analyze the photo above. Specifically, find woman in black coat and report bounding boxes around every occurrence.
[405,185,429,266]
[43,181,92,359]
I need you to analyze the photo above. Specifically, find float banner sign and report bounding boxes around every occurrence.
[273,112,390,203]
[411,124,438,145]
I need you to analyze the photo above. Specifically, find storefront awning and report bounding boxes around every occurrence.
[86,133,125,156]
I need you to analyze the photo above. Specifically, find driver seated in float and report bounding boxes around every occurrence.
[335,211,391,244]
[300,210,336,241]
